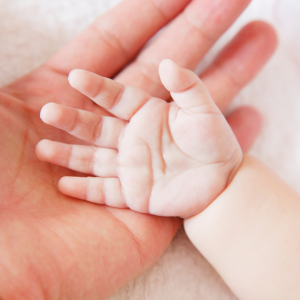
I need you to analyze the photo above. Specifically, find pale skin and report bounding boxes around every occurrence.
[0,0,278,298]
[36,59,243,218]
[185,156,300,300]
[37,57,300,300]
[37,62,300,299]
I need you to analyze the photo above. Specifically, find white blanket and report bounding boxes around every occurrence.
[1,0,299,298]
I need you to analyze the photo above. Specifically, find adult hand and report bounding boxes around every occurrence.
[0,0,276,298]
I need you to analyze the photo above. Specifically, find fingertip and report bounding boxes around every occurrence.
[237,21,278,68]
[159,59,197,93]
[58,176,68,193]
[159,58,176,75]
[58,176,74,196]
[40,102,59,124]
[58,176,86,200]
[247,20,278,51]
[68,69,83,89]
[158,59,179,92]
[68,69,103,98]
[35,139,51,160]
[58,177,74,199]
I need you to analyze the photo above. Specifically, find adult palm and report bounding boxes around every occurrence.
[0,0,276,298]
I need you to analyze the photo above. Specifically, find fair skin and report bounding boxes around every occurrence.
[36,59,243,218]
[185,156,300,300]
[0,0,277,298]
[37,62,300,300]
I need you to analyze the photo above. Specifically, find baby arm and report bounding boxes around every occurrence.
[185,155,300,300]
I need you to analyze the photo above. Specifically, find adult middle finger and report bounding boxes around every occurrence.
[115,0,251,99]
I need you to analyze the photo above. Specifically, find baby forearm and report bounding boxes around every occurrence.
[184,154,300,300]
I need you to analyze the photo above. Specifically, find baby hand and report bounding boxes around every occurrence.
[36,60,242,218]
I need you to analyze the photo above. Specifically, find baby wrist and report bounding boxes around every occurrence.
[184,154,300,300]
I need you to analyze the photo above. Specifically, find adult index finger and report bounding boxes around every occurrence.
[45,0,191,77]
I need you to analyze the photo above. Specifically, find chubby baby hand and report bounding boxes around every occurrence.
[36,60,242,218]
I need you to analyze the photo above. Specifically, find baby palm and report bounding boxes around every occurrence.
[37,60,242,218]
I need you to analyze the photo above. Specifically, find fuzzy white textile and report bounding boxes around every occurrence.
[1,0,300,299]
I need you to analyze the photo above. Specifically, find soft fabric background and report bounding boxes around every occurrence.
[1,0,300,299]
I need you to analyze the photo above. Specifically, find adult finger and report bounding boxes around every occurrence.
[227,106,263,153]
[201,21,276,152]
[46,0,191,77]
[115,0,251,99]
[201,21,278,112]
